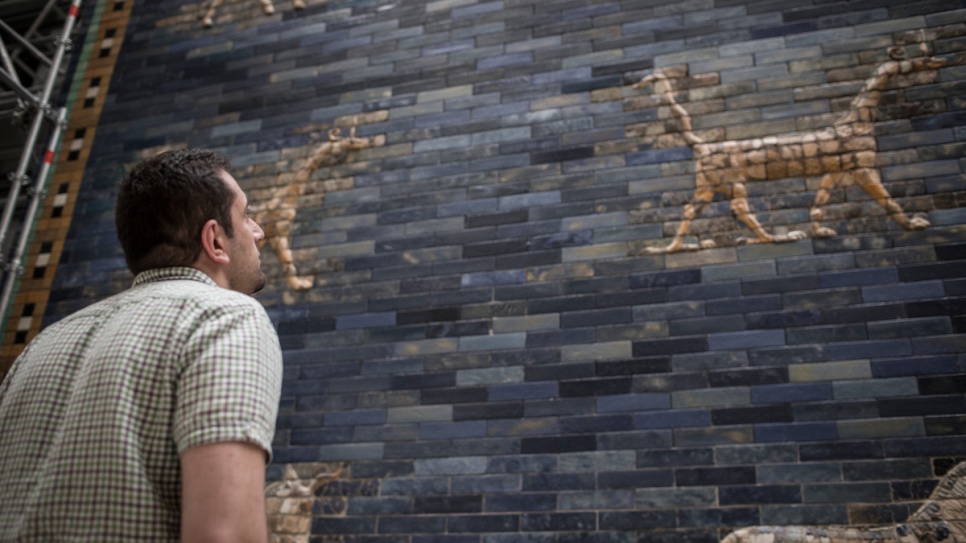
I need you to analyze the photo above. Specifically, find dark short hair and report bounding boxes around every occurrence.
[115,149,236,275]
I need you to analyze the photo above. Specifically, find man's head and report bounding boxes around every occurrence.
[116,149,266,294]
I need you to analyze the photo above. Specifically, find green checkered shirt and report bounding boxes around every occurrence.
[0,267,283,542]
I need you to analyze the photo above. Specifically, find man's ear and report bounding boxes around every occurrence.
[199,218,230,265]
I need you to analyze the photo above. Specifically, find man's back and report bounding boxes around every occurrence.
[0,267,282,542]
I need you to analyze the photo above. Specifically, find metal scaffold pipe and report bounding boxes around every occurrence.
[0,107,68,320]
[0,0,81,258]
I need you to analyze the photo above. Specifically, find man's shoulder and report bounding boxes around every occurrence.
[134,267,266,310]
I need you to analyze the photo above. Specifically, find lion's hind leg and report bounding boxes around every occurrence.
[854,167,929,231]
[641,181,716,254]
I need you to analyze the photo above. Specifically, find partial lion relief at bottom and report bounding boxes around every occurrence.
[722,460,966,543]
[265,463,346,543]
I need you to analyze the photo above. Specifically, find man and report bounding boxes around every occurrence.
[0,149,283,542]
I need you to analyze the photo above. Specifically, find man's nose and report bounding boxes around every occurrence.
[250,218,265,241]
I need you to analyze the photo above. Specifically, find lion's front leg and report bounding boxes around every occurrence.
[268,232,314,291]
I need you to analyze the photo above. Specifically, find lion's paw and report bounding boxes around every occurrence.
[289,276,314,291]
[812,226,837,238]
[908,216,930,230]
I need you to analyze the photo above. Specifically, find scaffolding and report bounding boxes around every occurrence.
[0,0,82,326]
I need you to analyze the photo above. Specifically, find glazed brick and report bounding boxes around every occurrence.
[526,363,595,382]
[911,335,966,355]
[394,372,457,390]
[936,242,966,261]
[521,435,597,454]
[521,512,597,531]
[678,507,761,528]
[799,441,885,461]
[397,307,461,325]
[786,323,866,344]
[708,329,785,351]
[600,510,677,530]
[898,260,966,281]
[867,317,953,340]
[871,354,962,378]
[556,531,638,543]
[676,466,756,487]
[755,422,837,443]
[905,297,966,318]
[597,393,670,413]
[350,460,414,479]
[878,395,966,417]
[743,274,819,295]
[709,368,788,388]
[528,295,596,314]
[635,409,711,430]
[926,415,966,436]
[597,429,674,451]
[563,276,630,295]
[705,294,783,316]
[826,339,912,361]
[719,485,802,505]
[560,414,634,434]
[524,472,596,492]
[598,469,674,489]
[465,208,528,229]
[464,239,529,258]
[413,495,483,514]
[637,448,713,468]
[842,458,933,481]
[422,387,488,405]
[486,492,556,512]
[630,268,702,288]
[832,377,919,400]
[449,514,519,533]
[453,402,523,421]
[783,288,862,311]
[668,282,742,301]
[561,307,632,328]
[597,357,672,376]
[525,397,596,417]
[883,436,966,457]
[818,267,898,288]
[495,251,564,272]
[312,517,378,535]
[822,303,907,324]
[378,515,447,534]
[634,372,710,393]
[633,301,705,321]
[462,270,528,289]
[749,346,825,366]
[559,377,633,397]
[760,504,849,525]
[862,281,945,303]
[489,381,558,401]
[757,463,842,483]
[632,337,709,356]
[712,404,794,426]
[527,328,596,348]
[596,289,668,308]
[918,374,966,395]
[714,443,798,465]
[751,383,832,404]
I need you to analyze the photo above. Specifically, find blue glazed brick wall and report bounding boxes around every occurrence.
[45,0,966,541]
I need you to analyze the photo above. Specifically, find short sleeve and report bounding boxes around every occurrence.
[173,302,282,460]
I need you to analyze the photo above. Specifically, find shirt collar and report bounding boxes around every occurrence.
[132,267,218,288]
